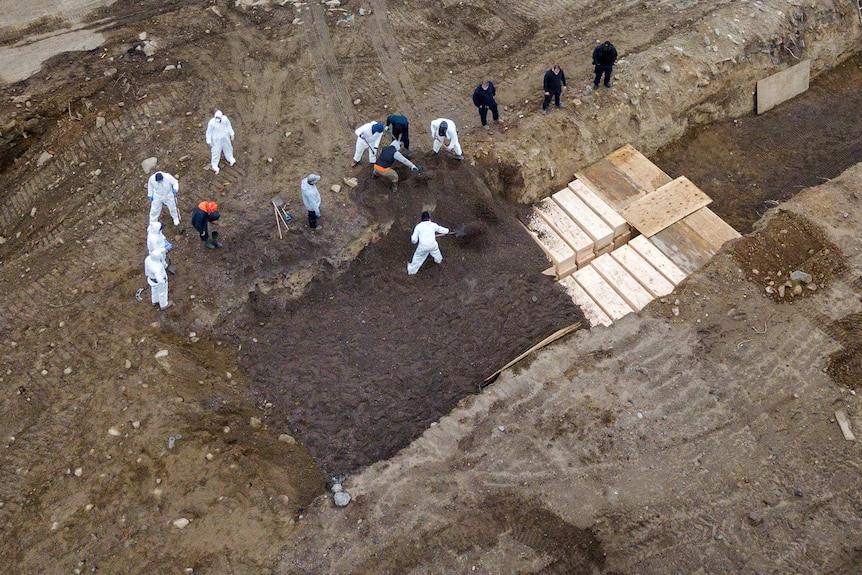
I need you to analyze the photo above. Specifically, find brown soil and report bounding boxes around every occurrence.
[1,1,862,574]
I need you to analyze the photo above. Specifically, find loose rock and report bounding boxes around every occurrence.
[141,157,158,173]
[333,491,352,507]
[173,518,190,528]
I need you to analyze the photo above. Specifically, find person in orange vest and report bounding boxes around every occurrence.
[191,201,222,249]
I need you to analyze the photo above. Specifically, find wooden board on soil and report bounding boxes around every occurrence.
[533,198,594,260]
[558,275,612,327]
[620,176,712,237]
[575,158,647,212]
[606,144,673,193]
[609,244,675,298]
[591,253,655,311]
[573,265,635,320]
[628,234,688,286]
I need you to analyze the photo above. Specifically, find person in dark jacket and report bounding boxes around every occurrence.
[373,140,419,193]
[472,80,499,129]
[542,65,567,114]
[191,201,221,249]
[385,114,410,152]
[592,41,618,88]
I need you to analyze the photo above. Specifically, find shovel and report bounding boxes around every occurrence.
[437,224,465,238]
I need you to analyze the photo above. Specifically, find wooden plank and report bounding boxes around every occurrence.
[576,158,646,212]
[573,265,635,320]
[619,176,712,238]
[610,244,675,298]
[606,144,673,193]
[681,207,741,251]
[591,254,655,311]
[613,229,632,249]
[551,188,614,249]
[558,276,612,327]
[568,179,629,237]
[757,59,810,115]
[651,219,716,276]
[533,198,593,258]
[835,409,856,441]
[522,215,576,276]
[628,234,687,286]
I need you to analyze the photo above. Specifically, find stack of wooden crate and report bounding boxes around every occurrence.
[524,144,741,327]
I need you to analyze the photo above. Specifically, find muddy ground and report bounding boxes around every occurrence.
[1,1,861,574]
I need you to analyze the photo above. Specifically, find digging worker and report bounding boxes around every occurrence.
[407,211,448,275]
[430,118,463,160]
[472,79,499,129]
[592,40,618,89]
[144,248,172,310]
[542,64,567,114]
[352,121,385,167]
[147,171,181,226]
[205,109,236,174]
[301,173,323,230]
[385,114,411,153]
[373,140,419,193]
[191,201,222,249]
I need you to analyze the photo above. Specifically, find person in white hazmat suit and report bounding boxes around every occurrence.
[351,121,385,166]
[147,171,180,226]
[430,118,463,159]
[301,173,322,230]
[147,221,172,254]
[144,248,173,310]
[205,110,236,174]
[407,211,449,275]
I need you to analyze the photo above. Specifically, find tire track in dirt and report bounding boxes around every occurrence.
[302,1,355,137]
[367,0,422,117]
[348,490,607,574]
[0,91,180,257]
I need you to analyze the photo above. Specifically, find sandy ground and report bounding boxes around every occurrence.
[1,1,861,574]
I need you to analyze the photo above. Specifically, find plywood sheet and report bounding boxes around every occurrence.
[620,176,712,237]
[757,59,810,115]
[610,244,675,298]
[576,158,646,212]
[568,179,629,236]
[628,234,687,286]
[606,144,673,193]
[573,265,635,320]
[591,254,655,311]
[522,215,576,275]
[534,198,593,257]
[681,207,741,251]
[559,276,612,327]
[551,188,613,249]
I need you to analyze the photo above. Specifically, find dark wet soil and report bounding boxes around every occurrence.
[234,154,585,475]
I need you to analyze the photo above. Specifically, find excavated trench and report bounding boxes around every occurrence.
[239,52,862,477]
[652,52,862,235]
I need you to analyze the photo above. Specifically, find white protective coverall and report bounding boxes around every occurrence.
[144,249,170,309]
[301,176,321,217]
[146,221,172,255]
[205,110,236,173]
[407,219,449,275]
[430,118,462,157]
[147,171,180,225]
[353,121,385,164]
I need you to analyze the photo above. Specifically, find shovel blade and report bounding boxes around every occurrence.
[451,224,466,237]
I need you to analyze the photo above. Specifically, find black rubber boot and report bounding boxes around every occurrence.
[212,231,223,248]
[204,237,216,249]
